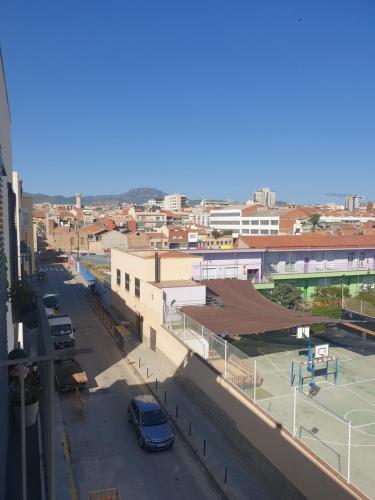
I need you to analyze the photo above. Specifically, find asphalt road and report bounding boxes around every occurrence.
[42,263,225,500]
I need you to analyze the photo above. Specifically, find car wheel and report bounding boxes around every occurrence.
[127,411,132,423]
[138,435,144,449]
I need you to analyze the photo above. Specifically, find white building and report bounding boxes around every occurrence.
[209,207,280,235]
[163,193,188,212]
[252,187,276,207]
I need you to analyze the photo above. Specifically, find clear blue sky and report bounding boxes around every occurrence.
[1,0,374,203]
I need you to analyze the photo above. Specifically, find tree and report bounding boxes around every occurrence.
[266,283,303,310]
[211,230,221,240]
[312,285,349,304]
[308,213,322,232]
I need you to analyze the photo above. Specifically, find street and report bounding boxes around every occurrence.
[41,263,225,500]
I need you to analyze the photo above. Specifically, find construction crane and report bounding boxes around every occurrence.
[325,193,364,198]
[324,193,364,212]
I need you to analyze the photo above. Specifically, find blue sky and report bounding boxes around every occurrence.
[1,0,374,203]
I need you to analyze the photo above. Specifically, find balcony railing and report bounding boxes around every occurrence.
[267,262,374,275]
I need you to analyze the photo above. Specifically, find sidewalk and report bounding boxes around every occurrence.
[124,338,273,500]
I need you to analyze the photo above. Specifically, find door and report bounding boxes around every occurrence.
[247,269,256,281]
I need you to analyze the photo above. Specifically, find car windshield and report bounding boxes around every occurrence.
[43,296,58,308]
[141,409,167,427]
[50,324,71,335]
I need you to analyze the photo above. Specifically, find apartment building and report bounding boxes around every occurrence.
[163,193,188,211]
[209,205,317,236]
[252,186,276,207]
[183,234,375,298]
[128,207,167,230]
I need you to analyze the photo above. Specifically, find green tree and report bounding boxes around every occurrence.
[312,285,349,304]
[308,213,322,232]
[211,230,221,240]
[266,283,303,310]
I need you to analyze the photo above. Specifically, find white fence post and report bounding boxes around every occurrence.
[347,421,352,483]
[224,340,227,379]
[360,300,363,315]
[293,385,297,437]
[253,359,257,403]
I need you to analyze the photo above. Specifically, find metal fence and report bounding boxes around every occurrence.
[343,297,375,319]
[163,305,374,498]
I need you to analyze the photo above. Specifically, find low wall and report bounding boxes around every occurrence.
[151,325,364,500]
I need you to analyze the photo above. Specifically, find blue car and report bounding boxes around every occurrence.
[127,395,174,450]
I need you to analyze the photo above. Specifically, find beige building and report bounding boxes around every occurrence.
[110,249,204,337]
[163,193,188,212]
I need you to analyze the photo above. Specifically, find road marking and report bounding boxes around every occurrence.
[60,431,78,500]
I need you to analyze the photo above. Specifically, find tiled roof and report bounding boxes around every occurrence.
[238,234,375,249]
[79,223,108,234]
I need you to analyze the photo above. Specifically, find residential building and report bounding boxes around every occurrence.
[366,201,375,212]
[252,187,276,207]
[127,234,373,299]
[209,205,280,235]
[20,193,35,275]
[345,194,362,212]
[163,193,188,212]
[128,207,167,230]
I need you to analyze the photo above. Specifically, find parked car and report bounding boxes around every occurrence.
[54,358,87,392]
[127,395,174,450]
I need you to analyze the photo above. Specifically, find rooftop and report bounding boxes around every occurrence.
[149,280,202,288]
[180,279,334,336]
[238,234,375,250]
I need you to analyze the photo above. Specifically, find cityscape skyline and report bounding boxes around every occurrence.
[1,0,374,203]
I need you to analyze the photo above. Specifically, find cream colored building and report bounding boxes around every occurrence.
[110,249,205,338]
[163,193,188,212]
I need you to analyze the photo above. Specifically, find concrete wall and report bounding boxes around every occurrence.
[146,324,362,500]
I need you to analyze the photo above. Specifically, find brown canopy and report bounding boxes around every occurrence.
[180,280,335,336]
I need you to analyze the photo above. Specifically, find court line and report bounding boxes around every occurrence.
[298,434,375,447]
[264,355,283,372]
[354,421,375,429]
[343,385,375,410]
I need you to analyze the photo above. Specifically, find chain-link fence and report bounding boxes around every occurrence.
[343,297,375,319]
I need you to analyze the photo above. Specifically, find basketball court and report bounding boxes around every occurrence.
[232,327,375,499]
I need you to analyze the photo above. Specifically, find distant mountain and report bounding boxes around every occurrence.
[26,188,168,206]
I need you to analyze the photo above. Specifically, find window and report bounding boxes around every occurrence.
[242,229,249,234]
[125,273,130,291]
[359,251,366,267]
[212,212,241,217]
[211,220,240,225]
[242,220,250,225]
[348,252,354,268]
[135,277,140,298]
[116,269,121,286]
[271,220,278,225]
[270,230,278,234]
[250,229,259,234]
[260,229,269,234]
[251,220,260,225]
[261,220,270,225]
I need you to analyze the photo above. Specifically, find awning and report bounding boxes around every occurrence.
[180,279,335,336]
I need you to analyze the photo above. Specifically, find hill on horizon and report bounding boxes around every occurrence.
[26,187,168,205]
